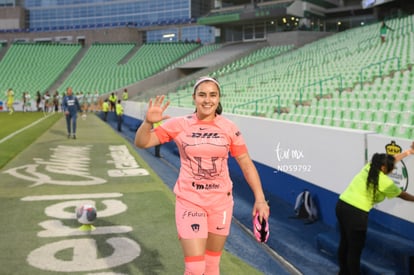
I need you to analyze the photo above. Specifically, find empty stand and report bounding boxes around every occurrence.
[59,42,200,94]
[168,15,414,139]
[0,43,81,99]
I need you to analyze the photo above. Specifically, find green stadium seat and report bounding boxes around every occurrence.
[387,111,401,124]
[400,112,414,124]
[0,43,81,95]
[372,110,388,123]
[381,123,397,137]
[395,125,413,139]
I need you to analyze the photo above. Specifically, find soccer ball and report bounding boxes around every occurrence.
[81,113,87,120]
[76,204,97,224]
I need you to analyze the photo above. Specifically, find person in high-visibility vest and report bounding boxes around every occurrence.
[336,143,414,274]
[122,89,128,101]
[115,99,124,132]
[109,92,117,112]
[6,88,14,114]
[102,99,109,121]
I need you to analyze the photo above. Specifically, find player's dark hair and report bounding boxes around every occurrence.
[367,153,395,201]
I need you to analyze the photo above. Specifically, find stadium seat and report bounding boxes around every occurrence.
[380,123,397,137]
[395,125,413,139]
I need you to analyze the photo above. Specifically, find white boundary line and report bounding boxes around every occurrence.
[0,113,52,144]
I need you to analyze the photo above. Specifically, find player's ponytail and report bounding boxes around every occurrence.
[367,153,395,201]
[216,102,223,115]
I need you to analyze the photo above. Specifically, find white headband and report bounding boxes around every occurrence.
[193,76,221,94]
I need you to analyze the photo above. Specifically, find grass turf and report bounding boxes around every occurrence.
[0,112,264,275]
[0,112,62,169]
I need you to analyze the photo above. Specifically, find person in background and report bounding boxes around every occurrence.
[22,92,27,112]
[115,99,124,132]
[60,92,66,112]
[53,91,60,112]
[6,88,14,115]
[43,91,50,113]
[92,91,100,112]
[79,91,87,113]
[85,92,92,112]
[380,21,393,43]
[134,76,270,275]
[336,142,414,275]
[109,92,117,112]
[25,91,32,112]
[102,98,109,122]
[62,87,81,139]
[36,91,42,111]
[122,88,128,101]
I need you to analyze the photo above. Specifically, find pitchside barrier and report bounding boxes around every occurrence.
[124,101,414,240]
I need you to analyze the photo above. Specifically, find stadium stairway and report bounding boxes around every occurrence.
[106,112,414,275]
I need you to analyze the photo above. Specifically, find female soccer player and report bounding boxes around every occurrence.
[135,76,270,275]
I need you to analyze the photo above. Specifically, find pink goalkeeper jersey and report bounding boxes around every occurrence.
[154,113,248,207]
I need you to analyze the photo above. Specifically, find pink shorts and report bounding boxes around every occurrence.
[175,197,234,239]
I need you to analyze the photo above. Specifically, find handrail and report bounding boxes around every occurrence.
[359,57,401,88]
[247,71,276,86]
[298,75,343,104]
[220,82,235,96]
[167,92,191,107]
[287,58,314,72]
[323,47,350,62]
[357,36,378,51]
[232,94,280,115]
